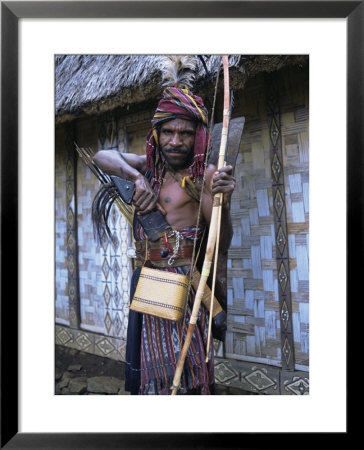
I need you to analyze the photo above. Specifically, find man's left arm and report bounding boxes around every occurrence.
[202,164,236,252]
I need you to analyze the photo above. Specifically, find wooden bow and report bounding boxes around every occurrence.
[171,55,230,395]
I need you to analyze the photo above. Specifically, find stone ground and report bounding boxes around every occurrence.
[55,345,253,395]
[55,345,129,395]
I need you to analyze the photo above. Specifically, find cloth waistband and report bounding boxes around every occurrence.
[135,237,194,268]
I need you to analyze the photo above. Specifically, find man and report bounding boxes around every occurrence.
[94,86,235,394]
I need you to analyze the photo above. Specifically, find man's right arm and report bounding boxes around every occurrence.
[93,150,146,181]
[93,150,165,216]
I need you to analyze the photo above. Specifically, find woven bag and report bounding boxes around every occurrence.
[130,266,189,322]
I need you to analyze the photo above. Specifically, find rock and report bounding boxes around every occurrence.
[68,377,87,394]
[61,371,73,381]
[87,376,123,394]
[55,368,63,381]
[67,364,83,372]
[58,378,70,389]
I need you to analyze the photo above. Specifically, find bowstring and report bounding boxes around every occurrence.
[182,59,222,356]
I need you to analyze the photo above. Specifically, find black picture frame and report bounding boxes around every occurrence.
[1,1,358,448]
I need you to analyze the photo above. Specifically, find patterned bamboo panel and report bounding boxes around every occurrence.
[75,114,133,343]
[279,66,309,368]
[65,122,81,329]
[214,356,309,395]
[265,71,295,371]
[55,126,70,325]
[56,324,126,362]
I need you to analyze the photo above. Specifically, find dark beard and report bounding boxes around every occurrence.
[159,146,193,170]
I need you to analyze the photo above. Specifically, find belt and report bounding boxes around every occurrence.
[134,236,194,268]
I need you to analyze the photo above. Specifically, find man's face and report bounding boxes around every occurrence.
[159,118,196,170]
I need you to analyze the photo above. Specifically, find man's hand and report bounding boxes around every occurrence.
[211,165,236,206]
[134,174,166,216]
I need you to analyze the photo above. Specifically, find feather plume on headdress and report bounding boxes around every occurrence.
[159,55,198,89]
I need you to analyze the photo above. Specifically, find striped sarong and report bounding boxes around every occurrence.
[125,224,215,395]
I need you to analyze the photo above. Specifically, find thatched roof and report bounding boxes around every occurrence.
[55,54,307,124]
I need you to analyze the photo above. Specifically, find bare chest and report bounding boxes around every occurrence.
[159,175,193,209]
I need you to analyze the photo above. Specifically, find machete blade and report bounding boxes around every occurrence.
[204,116,245,335]
[208,116,245,172]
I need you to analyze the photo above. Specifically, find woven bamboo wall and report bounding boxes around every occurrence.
[125,111,153,156]
[226,65,309,370]
[55,116,134,361]
[225,76,280,364]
